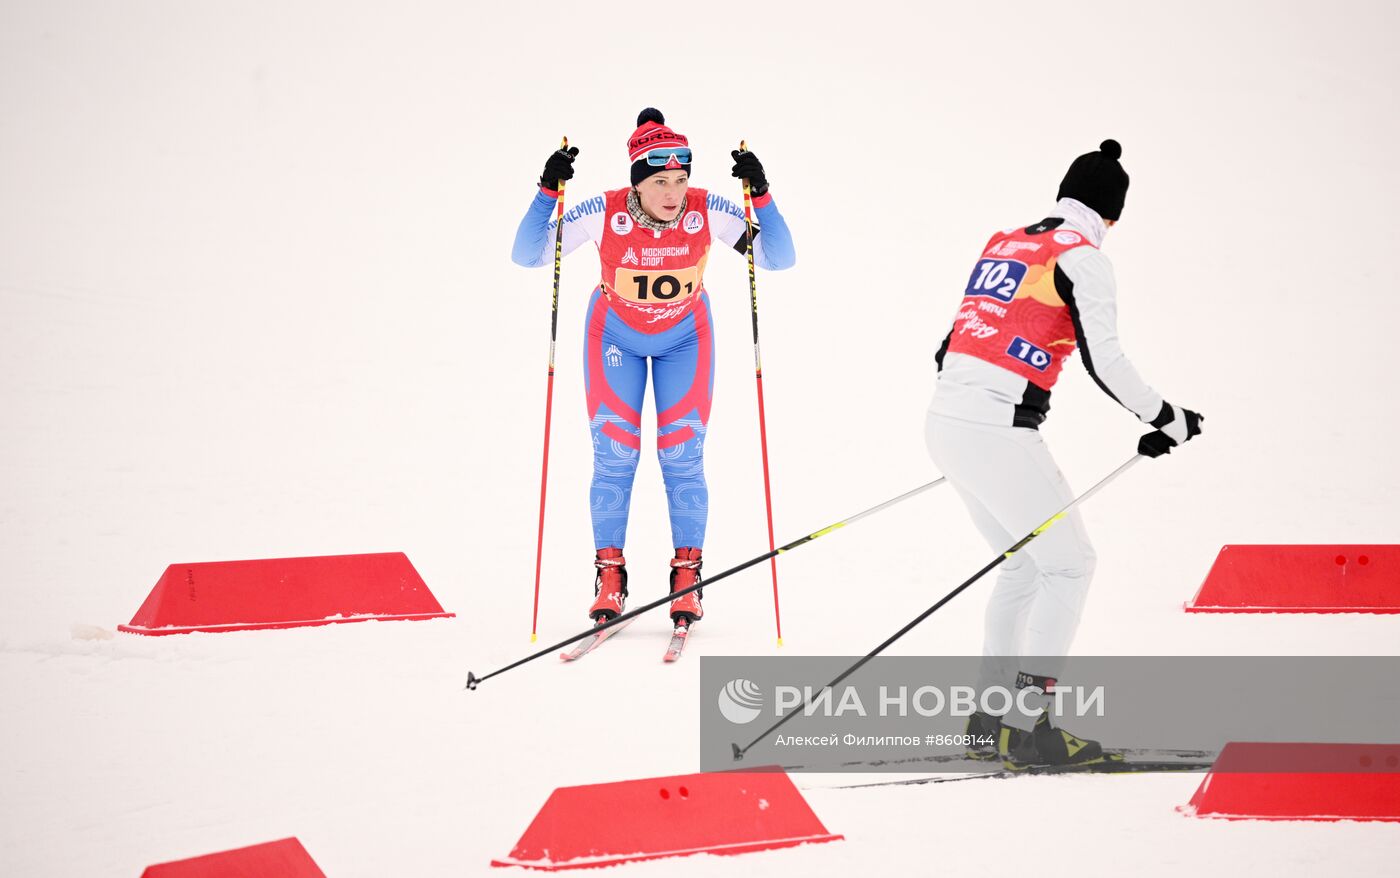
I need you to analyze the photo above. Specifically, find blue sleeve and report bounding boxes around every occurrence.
[754,197,796,271]
[511,189,557,268]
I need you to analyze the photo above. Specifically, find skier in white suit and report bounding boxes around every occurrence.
[926,140,1204,769]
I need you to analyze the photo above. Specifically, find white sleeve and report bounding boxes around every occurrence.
[546,195,605,261]
[512,191,606,268]
[706,194,750,253]
[1056,246,1167,423]
[706,192,792,268]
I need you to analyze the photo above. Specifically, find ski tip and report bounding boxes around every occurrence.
[731,743,744,761]
[465,672,480,691]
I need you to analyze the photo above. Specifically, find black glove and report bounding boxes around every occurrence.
[539,146,579,191]
[731,149,769,197]
[1138,404,1204,458]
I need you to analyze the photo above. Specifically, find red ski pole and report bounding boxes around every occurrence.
[739,139,783,647]
[530,136,568,642]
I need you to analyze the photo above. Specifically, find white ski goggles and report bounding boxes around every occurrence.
[643,147,692,167]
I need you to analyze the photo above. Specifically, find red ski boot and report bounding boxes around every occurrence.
[589,547,627,622]
[668,547,703,624]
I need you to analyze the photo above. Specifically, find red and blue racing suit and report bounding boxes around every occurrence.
[512,185,795,549]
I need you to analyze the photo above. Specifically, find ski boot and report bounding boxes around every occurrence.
[964,711,1001,761]
[588,547,628,622]
[999,713,1105,771]
[668,547,703,625]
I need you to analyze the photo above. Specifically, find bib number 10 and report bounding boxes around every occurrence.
[1007,336,1052,372]
[965,258,1028,303]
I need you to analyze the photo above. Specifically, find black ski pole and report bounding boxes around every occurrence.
[465,478,947,690]
[731,453,1143,760]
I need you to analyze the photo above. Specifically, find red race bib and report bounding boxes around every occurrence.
[944,222,1095,390]
[598,187,712,333]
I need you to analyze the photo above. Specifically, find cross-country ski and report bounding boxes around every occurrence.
[833,755,1218,789]
[558,618,635,662]
[662,621,690,663]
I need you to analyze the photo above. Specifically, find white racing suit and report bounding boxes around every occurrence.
[926,197,1172,730]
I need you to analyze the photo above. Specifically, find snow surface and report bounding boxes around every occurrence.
[3,1,1398,875]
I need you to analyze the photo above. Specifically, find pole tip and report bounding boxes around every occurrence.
[561,135,568,148]
[466,672,480,691]
[731,743,744,761]
[739,139,747,151]
[530,632,537,643]
[776,637,784,648]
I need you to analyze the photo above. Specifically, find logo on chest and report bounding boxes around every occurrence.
[682,211,705,234]
[611,211,635,235]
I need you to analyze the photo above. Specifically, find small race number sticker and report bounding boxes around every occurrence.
[1006,336,1053,372]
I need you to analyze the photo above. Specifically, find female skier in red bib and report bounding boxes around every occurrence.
[511,109,796,628]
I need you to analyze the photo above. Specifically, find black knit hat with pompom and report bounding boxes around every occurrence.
[1057,139,1129,221]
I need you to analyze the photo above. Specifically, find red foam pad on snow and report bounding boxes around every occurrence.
[491,770,842,870]
[1182,742,1400,822]
[1185,544,1400,613]
[118,551,453,635]
[141,837,325,877]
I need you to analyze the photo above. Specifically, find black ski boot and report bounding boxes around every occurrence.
[999,713,1106,771]
[964,711,1001,761]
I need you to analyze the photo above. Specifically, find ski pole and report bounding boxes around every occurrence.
[732,453,1144,760]
[738,139,783,648]
[467,477,948,690]
[530,136,568,643]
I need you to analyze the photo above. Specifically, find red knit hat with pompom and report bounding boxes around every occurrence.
[627,108,690,186]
